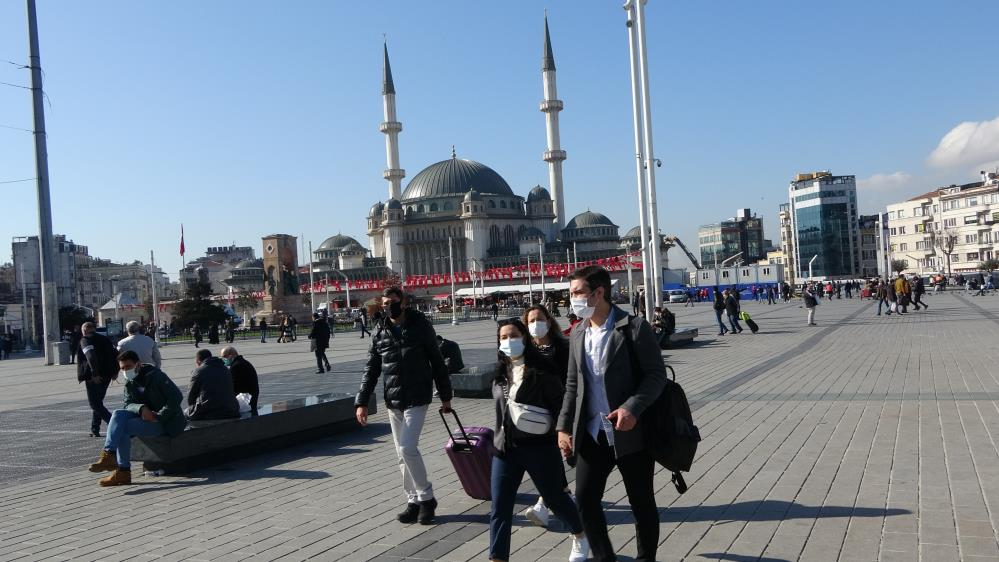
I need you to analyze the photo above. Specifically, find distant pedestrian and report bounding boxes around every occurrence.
[724,289,744,333]
[289,315,298,342]
[491,302,499,321]
[894,275,911,314]
[2,334,11,359]
[224,319,235,343]
[69,325,82,364]
[713,288,728,336]
[355,312,371,338]
[77,322,119,437]
[875,281,889,316]
[208,323,219,345]
[192,325,202,348]
[911,274,927,310]
[259,318,268,343]
[309,312,332,373]
[803,283,819,326]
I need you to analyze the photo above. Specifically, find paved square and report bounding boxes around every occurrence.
[2,292,999,561]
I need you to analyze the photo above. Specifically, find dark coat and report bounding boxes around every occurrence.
[724,295,739,316]
[309,319,331,350]
[439,337,465,374]
[557,305,667,458]
[356,309,453,411]
[77,332,118,383]
[123,364,187,436]
[229,355,259,410]
[185,357,240,420]
[492,348,564,454]
[536,335,570,385]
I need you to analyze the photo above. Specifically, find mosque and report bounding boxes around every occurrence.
[308,18,666,295]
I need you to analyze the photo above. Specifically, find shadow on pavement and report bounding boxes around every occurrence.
[697,553,791,562]
[606,500,911,522]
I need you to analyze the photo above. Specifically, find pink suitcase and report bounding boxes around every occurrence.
[440,408,495,500]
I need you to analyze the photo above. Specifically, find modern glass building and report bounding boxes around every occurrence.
[788,171,861,279]
[698,208,766,267]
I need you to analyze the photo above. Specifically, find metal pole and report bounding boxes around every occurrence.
[573,242,578,269]
[325,274,331,312]
[634,0,663,308]
[539,237,546,301]
[308,241,316,312]
[19,262,32,351]
[808,254,818,280]
[624,2,654,318]
[344,272,351,311]
[527,254,533,305]
[150,251,160,343]
[448,236,458,325]
[27,0,57,364]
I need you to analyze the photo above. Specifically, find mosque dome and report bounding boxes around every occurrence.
[386,198,403,210]
[566,211,616,229]
[526,185,551,202]
[318,234,360,252]
[463,188,482,202]
[519,226,547,241]
[369,201,385,217]
[402,157,514,200]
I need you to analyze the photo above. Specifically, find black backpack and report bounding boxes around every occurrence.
[621,320,701,494]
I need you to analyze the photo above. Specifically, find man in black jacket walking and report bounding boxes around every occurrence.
[77,322,118,437]
[309,312,332,373]
[355,286,454,525]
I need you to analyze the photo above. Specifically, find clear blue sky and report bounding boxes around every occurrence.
[3,1,998,276]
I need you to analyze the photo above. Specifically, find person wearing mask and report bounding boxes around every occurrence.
[77,322,119,437]
[309,312,332,373]
[355,287,454,525]
[117,320,162,368]
[87,350,186,486]
[519,304,571,528]
[724,289,744,334]
[185,349,240,421]
[803,282,819,326]
[557,266,667,562]
[489,318,589,562]
[437,335,465,374]
[220,346,260,412]
[712,288,728,336]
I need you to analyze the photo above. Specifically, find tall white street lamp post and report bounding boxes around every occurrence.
[538,237,546,302]
[307,241,316,312]
[448,236,458,325]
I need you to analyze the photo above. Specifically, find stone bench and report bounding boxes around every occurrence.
[131,393,376,473]
[666,327,698,348]
[449,365,493,398]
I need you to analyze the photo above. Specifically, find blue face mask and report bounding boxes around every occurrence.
[499,338,525,358]
[223,358,233,367]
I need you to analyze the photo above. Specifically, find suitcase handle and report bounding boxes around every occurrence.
[439,407,475,451]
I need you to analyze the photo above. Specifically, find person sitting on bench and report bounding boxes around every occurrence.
[185,349,240,421]
[437,335,465,374]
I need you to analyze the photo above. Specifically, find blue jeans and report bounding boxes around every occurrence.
[714,309,727,333]
[490,444,582,561]
[728,313,743,332]
[104,409,167,469]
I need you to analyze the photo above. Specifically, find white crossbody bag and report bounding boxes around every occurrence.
[503,381,552,435]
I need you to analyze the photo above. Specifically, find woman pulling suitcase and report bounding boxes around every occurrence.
[489,318,589,562]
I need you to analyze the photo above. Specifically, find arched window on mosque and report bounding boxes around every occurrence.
[430,203,438,212]
[500,200,507,209]
[490,225,500,248]
[444,202,452,211]
[518,225,527,238]
[417,204,425,213]
[488,200,496,209]
[504,225,514,247]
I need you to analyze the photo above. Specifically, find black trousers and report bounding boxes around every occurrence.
[913,293,926,309]
[85,377,112,433]
[575,431,658,562]
[315,347,330,371]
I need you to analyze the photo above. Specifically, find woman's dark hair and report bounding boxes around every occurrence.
[571,265,612,303]
[521,305,565,344]
[382,286,404,300]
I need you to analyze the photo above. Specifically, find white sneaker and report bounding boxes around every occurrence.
[524,499,550,528]
[569,535,590,562]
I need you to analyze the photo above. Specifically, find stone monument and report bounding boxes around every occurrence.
[260,234,309,322]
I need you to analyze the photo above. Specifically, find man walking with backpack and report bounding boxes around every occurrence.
[77,322,119,437]
[557,266,667,562]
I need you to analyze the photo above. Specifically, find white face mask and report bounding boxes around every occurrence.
[570,296,595,319]
[122,368,139,381]
[499,338,525,358]
[528,320,549,339]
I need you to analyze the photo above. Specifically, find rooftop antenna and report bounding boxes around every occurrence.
[451,145,456,159]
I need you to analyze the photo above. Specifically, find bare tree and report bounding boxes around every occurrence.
[932,228,957,276]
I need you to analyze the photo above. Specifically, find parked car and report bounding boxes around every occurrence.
[667,289,688,304]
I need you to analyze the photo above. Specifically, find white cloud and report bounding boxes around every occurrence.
[927,115,999,169]
[857,171,913,191]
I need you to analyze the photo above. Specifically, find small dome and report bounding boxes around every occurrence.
[341,242,365,254]
[566,211,616,229]
[318,234,360,251]
[463,189,482,202]
[403,157,514,200]
[527,185,551,202]
[386,198,403,210]
[624,226,641,239]
[369,201,385,217]
[519,226,547,241]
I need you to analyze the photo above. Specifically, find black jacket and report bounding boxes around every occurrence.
[229,355,260,410]
[439,338,465,374]
[724,295,739,315]
[186,357,240,420]
[309,320,331,350]
[76,332,118,383]
[492,348,564,454]
[535,335,570,385]
[356,309,453,410]
[712,293,725,311]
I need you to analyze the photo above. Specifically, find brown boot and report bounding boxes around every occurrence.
[88,450,117,473]
[99,468,131,487]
